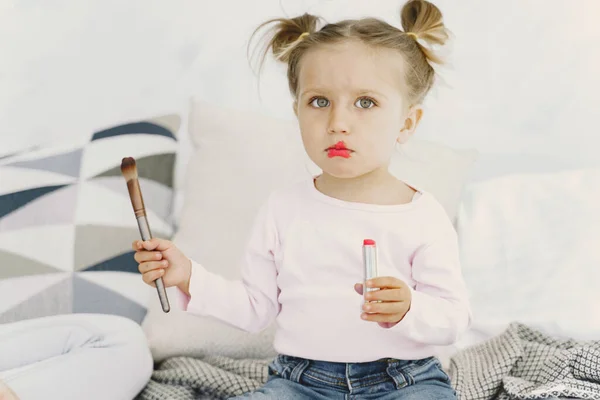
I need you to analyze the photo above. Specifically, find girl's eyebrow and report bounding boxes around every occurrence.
[299,88,388,99]
[299,88,322,97]
[355,90,388,100]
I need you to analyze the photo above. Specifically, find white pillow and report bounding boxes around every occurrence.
[142,99,478,361]
[390,138,478,219]
[456,167,600,342]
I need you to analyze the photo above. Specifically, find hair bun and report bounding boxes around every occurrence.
[401,0,449,64]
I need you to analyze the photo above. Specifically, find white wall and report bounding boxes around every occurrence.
[1,0,599,174]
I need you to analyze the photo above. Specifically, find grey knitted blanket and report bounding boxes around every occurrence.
[450,322,600,399]
[136,355,271,400]
[137,323,600,400]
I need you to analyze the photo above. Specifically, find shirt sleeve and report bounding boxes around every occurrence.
[392,216,472,345]
[173,197,280,333]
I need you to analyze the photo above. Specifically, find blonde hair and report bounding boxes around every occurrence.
[248,0,449,105]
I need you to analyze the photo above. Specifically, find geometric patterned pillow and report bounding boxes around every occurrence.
[0,114,179,324]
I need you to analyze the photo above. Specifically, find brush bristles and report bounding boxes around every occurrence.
[120,157,138,181]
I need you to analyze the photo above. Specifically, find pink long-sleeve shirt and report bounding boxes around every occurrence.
[177,177,471,362]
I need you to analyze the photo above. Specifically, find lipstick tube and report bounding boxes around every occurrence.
[363,239,378,304]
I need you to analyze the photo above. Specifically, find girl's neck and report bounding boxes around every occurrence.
[314,168,416,206]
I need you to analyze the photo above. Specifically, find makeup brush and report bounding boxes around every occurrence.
[121,157,170,313]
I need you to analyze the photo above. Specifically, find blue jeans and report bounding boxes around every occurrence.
[230,354,456,399]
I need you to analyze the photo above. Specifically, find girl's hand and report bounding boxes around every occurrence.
[132,238,192,295]
[354,277,412,329]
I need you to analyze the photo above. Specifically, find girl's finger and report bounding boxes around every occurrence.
[142,269,164,286]
[365,276,405,289]
[362,301,404,315]
[134,251,163,263]
[142,238,172,251]
[364,288,404,302]
[138,260,169,274]
[354,283,363,295]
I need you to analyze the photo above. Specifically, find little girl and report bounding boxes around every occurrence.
[135,0,470,398]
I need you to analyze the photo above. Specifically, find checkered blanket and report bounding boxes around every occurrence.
[136,355,272,400]
[137,323,600,400]
[449,322,600,399]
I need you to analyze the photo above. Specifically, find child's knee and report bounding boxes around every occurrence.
[80,314,153,375]
[0,380,20,400]
[105,316,153,363]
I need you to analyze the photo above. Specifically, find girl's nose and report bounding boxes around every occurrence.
[327,106,350,135]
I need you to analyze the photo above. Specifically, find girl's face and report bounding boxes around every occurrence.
[294,40,421,180]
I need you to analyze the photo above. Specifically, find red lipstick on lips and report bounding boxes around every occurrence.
[327,141,352,158]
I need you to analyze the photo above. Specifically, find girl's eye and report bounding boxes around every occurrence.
[310,97,330,108]
[355,97,376,109]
